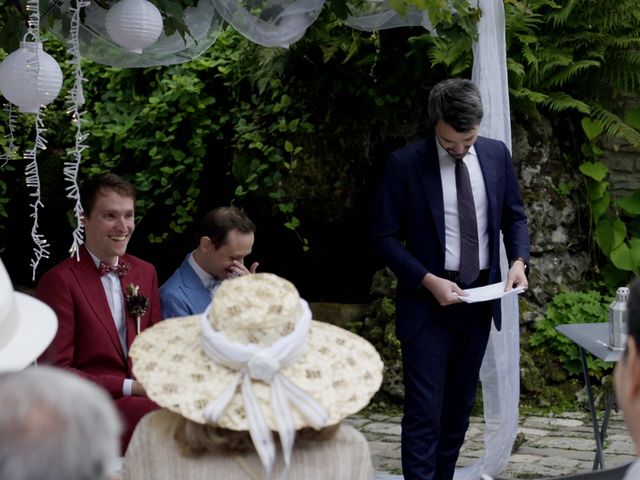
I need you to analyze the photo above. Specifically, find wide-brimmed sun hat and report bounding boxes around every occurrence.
[132,272,383,428]
[0,257,58,372]
[131,273,383,475]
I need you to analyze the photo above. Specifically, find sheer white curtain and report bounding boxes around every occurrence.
[455,0,519,478]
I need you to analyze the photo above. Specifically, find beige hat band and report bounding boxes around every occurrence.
[200,299,328,477]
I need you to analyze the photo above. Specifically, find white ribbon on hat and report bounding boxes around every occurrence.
[199,299,329,479]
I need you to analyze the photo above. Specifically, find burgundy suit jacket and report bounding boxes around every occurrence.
[36,246,162,398]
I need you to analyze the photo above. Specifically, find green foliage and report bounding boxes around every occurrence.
[579,120,640,285]
[529,290,612,379]
[505,0,640,145]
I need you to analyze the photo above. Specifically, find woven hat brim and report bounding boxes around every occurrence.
[130,316,383,431]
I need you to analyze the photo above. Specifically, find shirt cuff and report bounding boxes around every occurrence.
[123,379,133,397]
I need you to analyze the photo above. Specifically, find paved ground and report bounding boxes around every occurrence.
[346,409,637,479]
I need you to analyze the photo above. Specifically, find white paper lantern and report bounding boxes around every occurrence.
[0,42,63,114]
[106,0,164,54]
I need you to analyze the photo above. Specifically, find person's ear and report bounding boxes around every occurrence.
[199,236,213,252]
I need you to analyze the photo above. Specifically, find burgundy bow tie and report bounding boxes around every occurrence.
[98,261,129,278]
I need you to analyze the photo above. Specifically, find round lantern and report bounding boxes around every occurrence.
[0,41,63,114]
[105,0,164,54]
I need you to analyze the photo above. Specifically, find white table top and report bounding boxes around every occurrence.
[556,323,623,362]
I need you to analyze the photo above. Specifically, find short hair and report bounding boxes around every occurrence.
[80,173,136,218]
[196,206,255,248]
[427,78,484,132]
[0,366,122,480]
[627,276,640,352]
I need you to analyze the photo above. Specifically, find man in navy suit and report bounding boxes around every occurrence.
[371,78,530,480]
[160,206,258,318]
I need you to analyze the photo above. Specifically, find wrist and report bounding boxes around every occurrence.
[510,257,529,276]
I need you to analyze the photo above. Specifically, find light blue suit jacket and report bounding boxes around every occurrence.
[159,255,212,319]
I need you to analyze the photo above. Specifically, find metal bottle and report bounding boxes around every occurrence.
[608,287,629,351]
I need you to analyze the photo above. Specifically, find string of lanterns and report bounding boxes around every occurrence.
[0,0,432,275]
[0,0,165,276]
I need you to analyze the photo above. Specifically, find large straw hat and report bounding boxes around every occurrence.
[131,273,383,431]
[0,258,58,372]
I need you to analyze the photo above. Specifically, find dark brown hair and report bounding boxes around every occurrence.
[197,207,255,248]
[80,173,136,217]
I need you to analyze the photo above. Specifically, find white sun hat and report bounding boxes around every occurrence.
[131,272,383,477]
[0,257,58,372]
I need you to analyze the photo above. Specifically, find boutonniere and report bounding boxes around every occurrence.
[125,283,150,334]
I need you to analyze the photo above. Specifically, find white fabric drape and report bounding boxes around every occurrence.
[455,0,519,478]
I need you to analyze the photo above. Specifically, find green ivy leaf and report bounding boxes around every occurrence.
[595,218,625,255]
[630,238,640,271]
[579,161,608,181]
[591,192,610,221]
[284,140,294,153]
[581,118,604,141]
[610,242,635,271]
[617,190,640,215]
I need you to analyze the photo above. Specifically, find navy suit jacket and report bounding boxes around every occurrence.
[159,255,211,319]
[371,134,530,341]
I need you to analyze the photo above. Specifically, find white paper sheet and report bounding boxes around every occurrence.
[457,281,526,303]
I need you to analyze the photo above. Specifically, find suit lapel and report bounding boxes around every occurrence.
[120,257,143,351]
[72,248,126,362]
[416,136,446,252]
[180,259,213,313]
[475,138,499,260]
[475,138,498,232]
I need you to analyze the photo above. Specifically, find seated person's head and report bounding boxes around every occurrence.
[0,366,122,480]
[130,273,383,476]
[79,173,137,262]
[194,207,255,281]
[616,277,640,451]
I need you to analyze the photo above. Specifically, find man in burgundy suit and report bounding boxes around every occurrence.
[37,173,161,453]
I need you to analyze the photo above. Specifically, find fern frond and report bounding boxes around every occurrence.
[543,92,590,113]
[509,87,548,104]
[591,105,640,147]
[543,59,601,87]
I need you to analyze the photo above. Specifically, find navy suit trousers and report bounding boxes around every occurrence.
[400,281,492,480]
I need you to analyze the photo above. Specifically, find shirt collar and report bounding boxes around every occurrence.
[86,249,120,269]
[188,251,216,287]
[435,136,477,164]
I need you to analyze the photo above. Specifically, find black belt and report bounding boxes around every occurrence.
[443,269,490,285]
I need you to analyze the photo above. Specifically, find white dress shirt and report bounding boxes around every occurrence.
[437,141,490,272]
[87,250,133,397]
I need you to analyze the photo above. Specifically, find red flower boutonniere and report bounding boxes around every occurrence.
[125,283,149,334]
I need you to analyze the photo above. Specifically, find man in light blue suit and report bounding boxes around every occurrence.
[160,207,258,319]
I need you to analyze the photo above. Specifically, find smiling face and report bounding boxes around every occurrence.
[435,119,479,161]
[82,188,135,265]
[197,229,254,281]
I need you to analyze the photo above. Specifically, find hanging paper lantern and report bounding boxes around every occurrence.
[0,41,63,114]
[105,0,164,54]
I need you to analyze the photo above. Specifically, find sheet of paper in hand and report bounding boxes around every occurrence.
[456,281,526,304]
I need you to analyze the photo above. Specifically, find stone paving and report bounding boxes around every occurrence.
[345,410,637,479]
